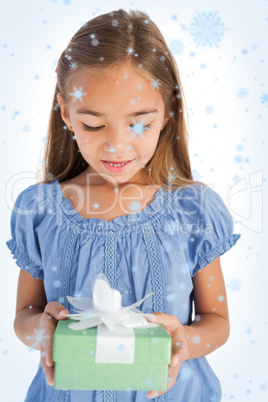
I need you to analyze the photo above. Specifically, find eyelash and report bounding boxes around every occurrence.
[82,123,152,132]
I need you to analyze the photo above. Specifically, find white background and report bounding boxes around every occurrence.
[1,0,267,401]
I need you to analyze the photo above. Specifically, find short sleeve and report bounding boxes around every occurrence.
[190,186,241,278]
[6,185,44,280]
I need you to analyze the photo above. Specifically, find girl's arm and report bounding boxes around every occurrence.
[182,256,230,359]
[14,270,47,349]
[13,270,69,386]
[146,256,230,399]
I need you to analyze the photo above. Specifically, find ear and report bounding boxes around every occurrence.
[56,93,71,127]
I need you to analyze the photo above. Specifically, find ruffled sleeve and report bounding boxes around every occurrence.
[187,186,241,278]
[6,185,44,280]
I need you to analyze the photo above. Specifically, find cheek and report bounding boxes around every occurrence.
[135,130,160,148]
[75,135,91,150]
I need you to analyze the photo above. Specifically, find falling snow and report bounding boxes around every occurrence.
[179,366,192,381]
[181,11,228,48]
[237,88,249,99]
[126,118,151,139]
[26,328,50,348]
[192,335,201,344]
[108,146,116,154]
[92,202,100,210]
[69,86,87,102]
[171,14,179,22]
[169,39,185,56]
[227,279,241,291]
[260,92,268,106]
[150,79,162,90]
[126,47,134,55]
[236,144,244,152]
[128,201,142,212]
[69,61,78,70]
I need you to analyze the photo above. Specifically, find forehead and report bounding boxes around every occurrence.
[67,64,165,113]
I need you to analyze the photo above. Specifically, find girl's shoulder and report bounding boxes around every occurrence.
[10,181,56,215]
[162,183,224,210]
[162,183,234,227]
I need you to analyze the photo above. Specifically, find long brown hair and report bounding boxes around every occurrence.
[39,8,208,192]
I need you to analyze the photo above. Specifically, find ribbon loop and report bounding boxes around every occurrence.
[66,275,159,332]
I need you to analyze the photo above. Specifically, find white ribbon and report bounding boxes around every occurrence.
[65,273,159,332]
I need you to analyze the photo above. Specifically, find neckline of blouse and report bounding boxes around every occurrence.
[51,178,170,230]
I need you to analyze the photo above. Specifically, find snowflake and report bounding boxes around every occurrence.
[237,88,249,99]
[92,202,100,210]
[126,118,151,139]
[69,86,87,102]
[260,92,268,106]
[128,201,142,212]
[168,172,176,182]
[108,146,116,154]
[169,111,175,117]
[234,155,243,164]
[126,47,134,54]
[227,279,241,291]
[91,38,99,46]
[181,11,228,48]
[130,98,136,104]
[166,293,176,302]
[192,335,201,344]
[150,79,162,90]
[236,144,244,152]
[169,39,185,56]
[69,61,78,70]
[27,328,50,348]
[179,366,192,381]
[73,290,84,298]
[171,14,179,22]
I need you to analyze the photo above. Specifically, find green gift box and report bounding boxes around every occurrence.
[53,318,172,391]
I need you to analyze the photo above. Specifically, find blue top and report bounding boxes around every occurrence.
[6,179,241,402]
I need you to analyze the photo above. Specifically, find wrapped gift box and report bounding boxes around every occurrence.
[53,317,172,391]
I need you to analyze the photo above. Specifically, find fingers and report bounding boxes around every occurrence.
[145,312,183,334]
[145,312,189,399]
[171,335,189,367]
[44,302,69,321]
[147,361,181,399]
[40,302,69,385]
[40,349,55,386]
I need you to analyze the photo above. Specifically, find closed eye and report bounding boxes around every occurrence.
[83,124,104,132]
[83,123,152,132]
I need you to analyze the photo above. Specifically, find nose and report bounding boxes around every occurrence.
[104,126,132,153]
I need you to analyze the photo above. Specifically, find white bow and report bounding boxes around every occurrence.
[65,274,159,332]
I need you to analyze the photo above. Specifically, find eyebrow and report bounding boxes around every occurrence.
[75,108,159,117]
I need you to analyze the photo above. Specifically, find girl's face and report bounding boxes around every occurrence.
[57,63,170,187]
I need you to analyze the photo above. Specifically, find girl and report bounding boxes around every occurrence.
[6,8,241,402]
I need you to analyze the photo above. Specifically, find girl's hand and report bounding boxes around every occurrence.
[38,302,69,387]
[144,312,189,399]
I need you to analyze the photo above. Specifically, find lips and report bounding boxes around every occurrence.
[101,159,134,173]
[102,160,131,163]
